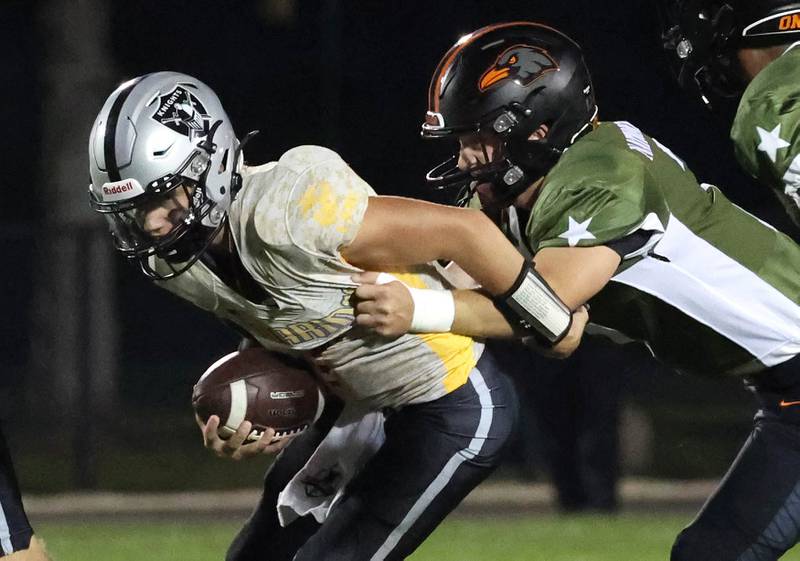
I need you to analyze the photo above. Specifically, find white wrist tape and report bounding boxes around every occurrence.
[407,287,455,333]
[374,273,455,333]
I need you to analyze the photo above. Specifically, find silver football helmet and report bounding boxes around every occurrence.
[88,71,242,279]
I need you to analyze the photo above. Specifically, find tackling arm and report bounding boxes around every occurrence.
[456,245,617,335]
[341,196,525,295]
[456,245,618,335]
[344,195,573,341]
[353,278,591,358]
[451,288,591,359]
[533,245,621,310]
[354,244,619,338]
[343,196,619,345]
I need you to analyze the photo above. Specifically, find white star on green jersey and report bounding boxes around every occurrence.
[756,124,790,163]
[559,216,596,247]
[731,44,800,226]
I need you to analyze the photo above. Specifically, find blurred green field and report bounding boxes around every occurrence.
[38,514,800,561]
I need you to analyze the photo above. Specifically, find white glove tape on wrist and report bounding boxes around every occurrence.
[374,273,455,333]
[407,287,455,332]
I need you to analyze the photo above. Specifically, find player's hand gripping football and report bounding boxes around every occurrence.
[196,414,294,461]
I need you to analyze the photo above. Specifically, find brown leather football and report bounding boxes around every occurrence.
[192,348,325,442]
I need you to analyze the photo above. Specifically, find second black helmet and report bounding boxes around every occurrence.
[422,21,597,205]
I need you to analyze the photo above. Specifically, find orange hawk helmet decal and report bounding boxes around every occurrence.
[478,44,558,92]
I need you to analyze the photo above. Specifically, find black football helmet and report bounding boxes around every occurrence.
[661,0,800,106]
[422,22,597,206]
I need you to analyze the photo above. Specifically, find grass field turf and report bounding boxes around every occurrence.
[38,514,800,561]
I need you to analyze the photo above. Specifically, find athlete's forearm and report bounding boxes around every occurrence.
[439,209,525,295]
[353,275,589,358]
[343,197,524,295]
[451,289,519,338]
[448,287,590,359]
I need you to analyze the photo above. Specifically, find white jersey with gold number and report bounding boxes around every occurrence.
[154,146,482,409]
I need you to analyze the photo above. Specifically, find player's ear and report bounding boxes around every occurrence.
[528,124,550,141]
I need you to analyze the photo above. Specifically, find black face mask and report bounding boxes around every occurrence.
[660,0,800,110]
[425,120,564,208]
[426,154,528,208]
[661,2,746,109]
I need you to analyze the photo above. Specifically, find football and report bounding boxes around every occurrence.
[192,348,325,442]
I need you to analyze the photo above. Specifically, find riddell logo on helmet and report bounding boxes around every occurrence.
[100,178,144,202]
[478,44,558,92]
[103,181,135,195]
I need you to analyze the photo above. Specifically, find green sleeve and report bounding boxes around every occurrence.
[531,183,649,251]
[731,46,800,225]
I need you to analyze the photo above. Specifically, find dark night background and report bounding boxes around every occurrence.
[1,0,793,491]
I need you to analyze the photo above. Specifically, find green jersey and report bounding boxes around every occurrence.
[527,122,800,377]
[731,42,800,225]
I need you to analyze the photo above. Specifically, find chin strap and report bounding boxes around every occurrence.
[197,119,223,155]
[144,218,227,280]
[229,130,260,199]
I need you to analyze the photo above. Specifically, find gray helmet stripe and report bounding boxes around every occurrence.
[104,77,144,182]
